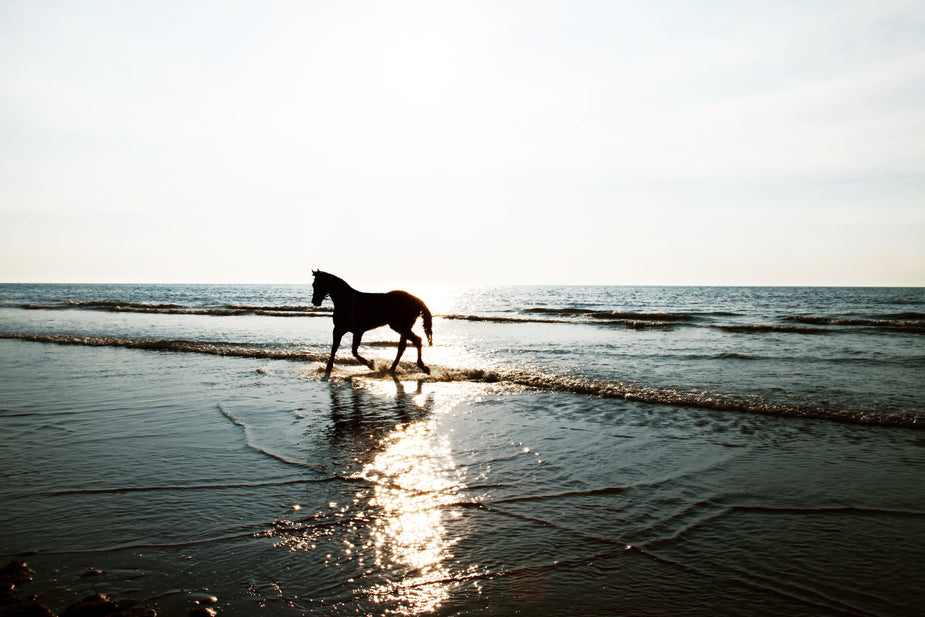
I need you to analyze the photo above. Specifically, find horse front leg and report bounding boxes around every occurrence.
[389,337,408,374]
[324,327,346,380]
[352,331,375,370]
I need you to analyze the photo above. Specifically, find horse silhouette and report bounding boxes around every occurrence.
[311,270,433,379]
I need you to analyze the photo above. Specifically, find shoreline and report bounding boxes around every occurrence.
[2,334,922,429]
[1,560,218,617]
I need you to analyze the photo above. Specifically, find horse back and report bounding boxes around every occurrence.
[334,290,423,333]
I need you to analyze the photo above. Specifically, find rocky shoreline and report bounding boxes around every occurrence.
[1,562,217,617]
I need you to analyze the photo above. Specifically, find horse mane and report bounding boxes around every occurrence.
[313,270,352,292]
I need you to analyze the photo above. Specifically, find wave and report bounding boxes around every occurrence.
[441,313,690,329]
[11,301,333,318]
[0,333,332,363]
[592,311,697,322]
[5,332,921,429]
[713,324,831,335]
[726,504,925,519]
[48,478,312,496]
[441,314,562,324]
[227,304,332,317]
[490,486,632,504]
[523,307,598,316]
[427,368,920,428]
[217,403,330,469]
[694,311,744,317]
[446,314,898,334]
[525,307,698,322]
[783,315,925,334]
[710,352,757,360]
[444,311,922,334]
[873,311,925,320]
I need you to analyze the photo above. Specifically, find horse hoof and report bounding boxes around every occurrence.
[420,366,431,375]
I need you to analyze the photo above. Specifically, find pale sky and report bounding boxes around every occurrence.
[1,0,924,285]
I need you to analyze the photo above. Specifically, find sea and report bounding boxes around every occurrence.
[1,283,923,616]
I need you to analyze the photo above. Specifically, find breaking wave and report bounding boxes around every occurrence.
[783,315,925,334]
[526,307,697,322]
[4,332,920,429]
[425,367,922,428]
[712,324,831,335]
[442,311,695,329]
[440,310,923,334]
[441,314,561,324]
[0,333,331,364]
[12,300,333,317]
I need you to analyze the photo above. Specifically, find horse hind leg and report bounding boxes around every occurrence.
[407,331,430,375]
[352,331,375,370]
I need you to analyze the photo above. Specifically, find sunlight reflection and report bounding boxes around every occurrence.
[359,413,464,614]
[266,380,485,613]
[398,283,467,318]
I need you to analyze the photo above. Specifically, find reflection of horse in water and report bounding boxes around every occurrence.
[326,377,434,456]
[311,270,433,379]
[324,377,455,616]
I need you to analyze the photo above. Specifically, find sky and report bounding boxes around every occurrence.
[1,1,924,286]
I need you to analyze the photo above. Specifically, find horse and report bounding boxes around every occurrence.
[311,270,433,378]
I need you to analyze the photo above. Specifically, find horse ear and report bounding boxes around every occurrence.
[312,269,318,276]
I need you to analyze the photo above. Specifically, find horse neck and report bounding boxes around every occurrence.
[323,275,356,306]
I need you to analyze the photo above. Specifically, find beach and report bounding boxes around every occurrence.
[1,284,924,615]
[5,1,925,613]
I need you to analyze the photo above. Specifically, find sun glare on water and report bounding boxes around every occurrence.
[267,378,485,613]
[359,410,465,613]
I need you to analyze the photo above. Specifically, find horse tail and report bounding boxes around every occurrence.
[420,302,433,346]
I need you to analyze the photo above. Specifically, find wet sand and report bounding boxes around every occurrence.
[2,340,924,616]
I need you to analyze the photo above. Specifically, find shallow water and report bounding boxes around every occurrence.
[2,284,923,425]
[1,284,924,615]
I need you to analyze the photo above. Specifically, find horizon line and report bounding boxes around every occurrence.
[2,280,923,289]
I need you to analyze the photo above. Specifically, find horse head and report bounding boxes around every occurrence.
[311,270,327,306]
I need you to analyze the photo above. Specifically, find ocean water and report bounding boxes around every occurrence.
[1,283,924,616]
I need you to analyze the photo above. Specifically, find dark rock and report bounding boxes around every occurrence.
[61,594,156,617]
[118,610,155,617]
[61,594,117,617]
[0,594,56,617]
[0,562,34,591]
[185,594,217,606]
